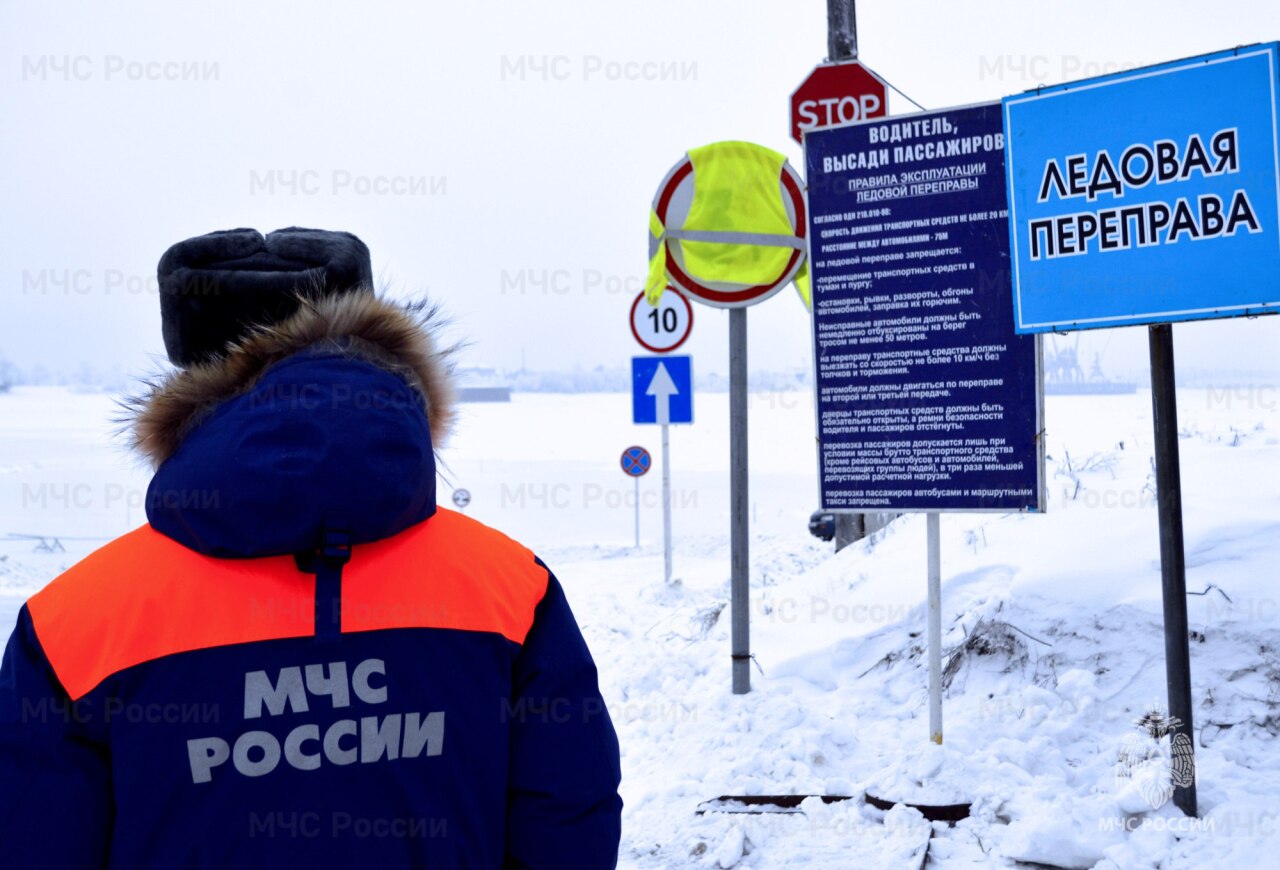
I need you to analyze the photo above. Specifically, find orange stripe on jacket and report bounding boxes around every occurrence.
[341,509,548,640]
[27,509,549,701]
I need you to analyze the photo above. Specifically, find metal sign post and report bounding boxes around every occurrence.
[647,361,680,585]
[661,421,673,585]
[1149,324,1196,816]
[822,0,868,555]
[826,0,857,60]
[730,308,751,694]
[927,513,943,744]
[619,445,652,549]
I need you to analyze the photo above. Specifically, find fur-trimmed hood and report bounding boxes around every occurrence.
[128,292,455,467]
[127,293,456,558]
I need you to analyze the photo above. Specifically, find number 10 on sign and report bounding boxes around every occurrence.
[630,289,693,353]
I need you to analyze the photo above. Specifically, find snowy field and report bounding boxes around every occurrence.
[3,384,1280,868]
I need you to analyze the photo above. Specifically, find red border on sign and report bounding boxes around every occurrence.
[620,445,651,477]
[630,290,694,353]
[789,60,891,145]
[655,159,806,307]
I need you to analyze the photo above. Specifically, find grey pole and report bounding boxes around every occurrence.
[662,422,673,584]
[927,513,943,744]
[634,474,640,549]
[730,307,751,694]
[1148,323,1197,817]
[834,513,865,553]
[827,0,865,552]
[826,0,858,60]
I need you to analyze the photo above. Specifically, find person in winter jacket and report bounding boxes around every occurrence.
[0,227,623,868]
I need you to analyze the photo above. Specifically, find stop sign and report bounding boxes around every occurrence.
[790,60,889,144]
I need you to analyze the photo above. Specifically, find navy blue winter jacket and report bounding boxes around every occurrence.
[0,294,623,867]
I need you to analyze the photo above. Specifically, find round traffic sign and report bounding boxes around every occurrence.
[630,289,693,353]
[620,445,652,477]
[451,488,472,509]
[651,151,807,309]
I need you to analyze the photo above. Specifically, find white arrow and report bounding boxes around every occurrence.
[645,362,679,425]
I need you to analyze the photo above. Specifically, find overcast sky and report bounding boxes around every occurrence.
[2,0,1279,382]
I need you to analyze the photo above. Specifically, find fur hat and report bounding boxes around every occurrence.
[157,227,373,367]
[129,292,456,466]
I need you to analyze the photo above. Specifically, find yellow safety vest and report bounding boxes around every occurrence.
[647,141,810,309]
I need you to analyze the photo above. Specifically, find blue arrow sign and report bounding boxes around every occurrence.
[632,355,693,424]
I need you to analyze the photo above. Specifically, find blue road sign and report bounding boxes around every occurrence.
[620,445,652,477]
[1004,44,1280,332]
[632,355,693,425]
[805,102,1043,512]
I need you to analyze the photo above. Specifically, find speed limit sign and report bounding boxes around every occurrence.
[630,289,693,353]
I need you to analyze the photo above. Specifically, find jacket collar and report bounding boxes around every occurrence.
[125,294,455,558]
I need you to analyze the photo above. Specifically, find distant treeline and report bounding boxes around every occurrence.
[507,368,812,394]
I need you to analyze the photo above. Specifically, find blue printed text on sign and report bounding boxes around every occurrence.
[1004,44,1280,332]
[805,102,1043,512]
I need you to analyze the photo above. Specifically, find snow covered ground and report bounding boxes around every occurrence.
[3,383,1279,868]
